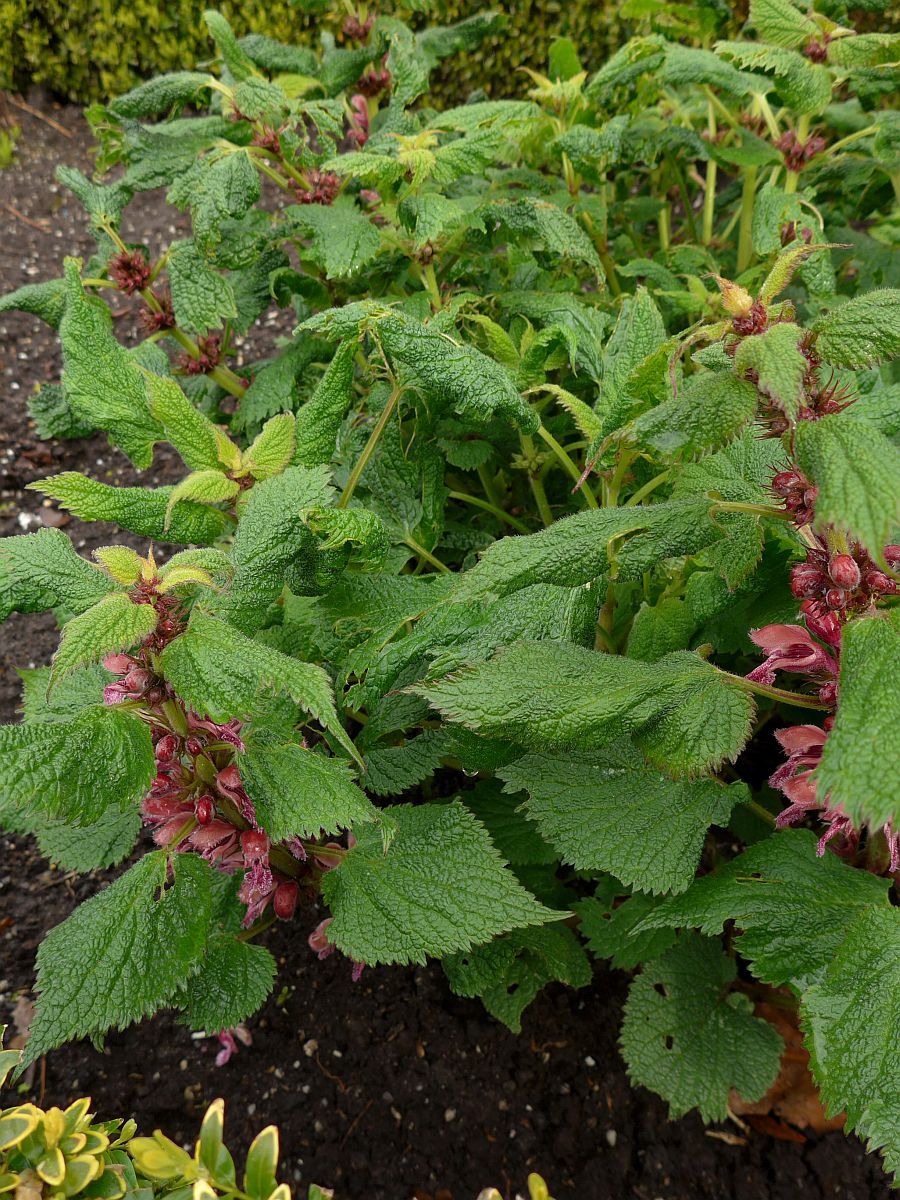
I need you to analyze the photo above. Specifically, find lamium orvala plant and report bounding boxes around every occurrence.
[1,0,899,1179]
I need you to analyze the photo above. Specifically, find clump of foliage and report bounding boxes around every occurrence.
[1,0,899,1178]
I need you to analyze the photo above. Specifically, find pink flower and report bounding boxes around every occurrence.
[215,1024,252,1067]
[746,624,838,686]
[769,724,827,791]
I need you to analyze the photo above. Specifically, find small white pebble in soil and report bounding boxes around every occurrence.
[247,1104,256,1116]
[584,1055,597,1067]
[179,1059,188,1071]
[292,1061,300,1069]
[332,1049,342,1058]
[302,1038,318,1057]
[444,1108,456,1123]
[605,1130,618,1148]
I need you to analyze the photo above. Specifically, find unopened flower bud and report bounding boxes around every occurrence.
[865,569,896,595]
[828,554,861,590]
[884,545,900,570]
[155,734,180,762]
[241,829,270,862]
[217,765,243,792]
[195,796,215,825]
[825,587,847,610]
[712,274,754,317]
[804,608,842,646]
[273,880,300,920]
[186,736,204,757]
[790,562,827,598]
[771,470,802,497]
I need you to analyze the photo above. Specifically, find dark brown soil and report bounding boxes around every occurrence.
[0,98,893,1200]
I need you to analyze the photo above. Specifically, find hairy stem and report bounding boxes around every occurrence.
[448,489,529,533]
[339,382,403,508]
[519,433,554,526]
[736,165,758,274]
[536,425,599,508]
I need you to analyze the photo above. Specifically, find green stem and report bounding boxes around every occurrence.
[673,161,699,242]
[729,674,831,711]
[476,461,505,512]
[625,468,671,506]
[754,93,780,141]
[713,500,792,521]
[536,425,599,508]
[402,536,450,573]
[81,277,119,289]
[826,125,878,157]
[520,433,554,527]
[736,165,758,274]
[448,490,529,533]
[421,261,441,309]
[338,383,403,508]
[703,100,717,246]
[236,913,278,942]
[744,799,777,827]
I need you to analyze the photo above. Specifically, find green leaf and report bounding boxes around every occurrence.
[181,936,276,1033]
[50,594,157,689]
[459,780,555,866]
[0,706,155,824]
[303,506,389,571]
[483,198,602,274]
[32,808,142,875]
[171,150,261,257]
[443,924,591,1033]
[813,290,900,368]
[632,372,758,456]
[167,239,237,336]
[160,611,359,763]
[816,614,900,830]
[239,730,377,842]
[320,800,560,965]
[242,413,296,479]
[165,470,240,528]
[0,528,117,622]
[26,382,96,441]
[17,664,107,723]
[620,934,783,1122]
[416,642,754,776]
[109,71,216,118]
[0,278,67,329]
[733,323,807,421]
[293,339,358,468]
[802,907,900,1179]
[714,41,831,114]
[29,473,227,546]
[794,415,900,560]
[362,729,454,797]
[22,852,212,1067]
[220,465,332,632]
[376,312,538,434]
[59,260,163,467]
[626,597,696,661]
[145,369,226,472]
[203,10,258,80]
[288,198,381,280]
[451,499,719,603]
[749,0,818,49]
[574,884,677,969]
[499,746,744,895]
[634,829,890,987]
